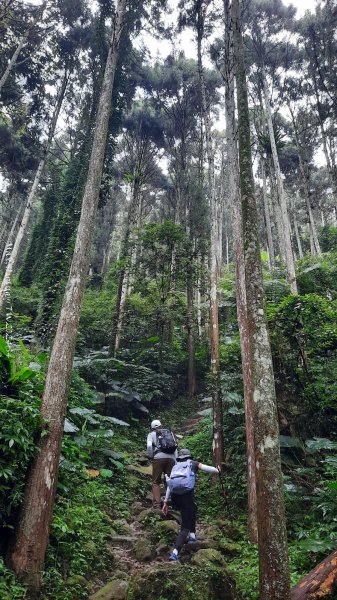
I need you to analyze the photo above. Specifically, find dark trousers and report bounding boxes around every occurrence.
[172,490,197,552]
[152,457,175,505]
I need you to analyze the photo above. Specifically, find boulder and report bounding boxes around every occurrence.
[154,519,179,543]
[138,508,162,524]
[108,535,138,548]
[127,563,237,600]
[156,541,170,556]
[133,538,154,562]
[125,464,152,476]
[65,575,90,590]
[191,548,226,568]
[131,502,144,516]
[90,579,128,600]
[180,538,220,557]
[111,519,131,534]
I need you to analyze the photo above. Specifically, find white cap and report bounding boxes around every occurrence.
[151,419,161,429]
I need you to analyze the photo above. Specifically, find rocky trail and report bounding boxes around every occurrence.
[89,398,239,600]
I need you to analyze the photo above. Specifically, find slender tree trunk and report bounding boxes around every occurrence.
[7,3,128,591]
[288,106,321,256]
[196,3,223,467]
[0,71,68,313]
[261,159,275,269]
[262,68,297,293]
[269,166,286,264]
[186,261,197,398]
[224,0,257,543]
[0,5,43,94]
[293,212,304,259]
[232,0,290,596]
[225,229,230,271]
[110,179,140,356]
[0,202,24,267]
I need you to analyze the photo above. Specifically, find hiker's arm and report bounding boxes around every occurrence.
[162,483,171,515]
[198,463,219,474]
[147,433,154,459]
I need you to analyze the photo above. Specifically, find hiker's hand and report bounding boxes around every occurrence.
[162,502,168,516]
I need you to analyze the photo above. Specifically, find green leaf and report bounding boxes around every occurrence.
[99,468,113,478]
[9,367,36,383]
[279,436,302,449]
[0,336,9,356]
[108,458,125,471]
[88,429,114,438]
[306,438,337,451]
[99,415,130,427]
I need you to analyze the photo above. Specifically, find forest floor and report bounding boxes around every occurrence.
[89,397,239,600]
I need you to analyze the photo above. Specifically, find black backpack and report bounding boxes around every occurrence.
[155,428,178,455]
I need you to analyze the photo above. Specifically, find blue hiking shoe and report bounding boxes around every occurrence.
[169,552,180,561]
[187,536,197,544]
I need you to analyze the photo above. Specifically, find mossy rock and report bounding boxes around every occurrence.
[112,519,132,535]
[83,540,97,555]
[190,548,226,568]
[127,563,237,600]
[180,538,219,558]
[90,579,128,600]
[65,575,90,589]
[125,464,152,477]
[154,519,179,543]
[217,540,240,557]
[133,537,154,561]
[138,508,162,524]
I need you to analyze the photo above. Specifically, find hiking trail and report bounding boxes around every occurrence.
[89,397,239,600]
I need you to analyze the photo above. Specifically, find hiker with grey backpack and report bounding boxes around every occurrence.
[162,448,220,561]
[146,419,178,508]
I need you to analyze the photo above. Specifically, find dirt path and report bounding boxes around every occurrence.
[90,397,216,596]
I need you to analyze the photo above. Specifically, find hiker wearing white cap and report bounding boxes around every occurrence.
[146,419,178,508]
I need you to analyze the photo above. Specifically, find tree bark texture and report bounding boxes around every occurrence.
[291,549,337,600]
[223,0,258,543]
[262,68,297,293]
[196,1,224,468]
[232,1,290,597]
[187,262,197,398]
[261,159,275,269]
[0,71,69,314]
[7,1,128,590]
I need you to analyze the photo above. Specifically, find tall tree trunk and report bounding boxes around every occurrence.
[261,159,275,269]
[269,165,287,264]
[7,2,127,591]
[224,0,257,543]
[232,0,290,597]
[292,200,304,259]
[262,68,297,293]
[110,178,140,356]
[196,1,224,468]
[288,106,321,256]
[0,201,24,267]
[0,5,44,94]
[186,261,197,398]
[0,71,69,313]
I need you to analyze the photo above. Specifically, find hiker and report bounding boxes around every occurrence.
[162,448,219,561]
[146,419,178,508]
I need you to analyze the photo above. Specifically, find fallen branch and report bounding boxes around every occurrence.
[291,549,337,599]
